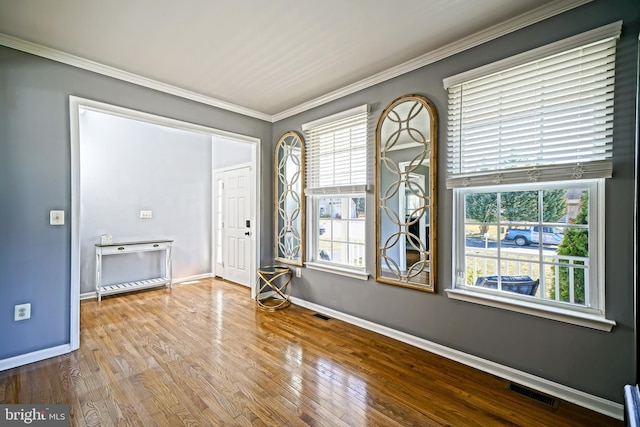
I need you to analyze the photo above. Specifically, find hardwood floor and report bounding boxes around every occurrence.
[0,278,620,426]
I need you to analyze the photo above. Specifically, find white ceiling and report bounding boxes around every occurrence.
[0,0,588,120]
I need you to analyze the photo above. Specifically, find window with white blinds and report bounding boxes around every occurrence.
[302,105,368,194]
[302,105,369,277]
[444,22,621,329]
[444,21,621,188]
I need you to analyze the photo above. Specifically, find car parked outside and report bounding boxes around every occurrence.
[504,226,563,246]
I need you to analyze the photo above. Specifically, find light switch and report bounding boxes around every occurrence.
[50,210,64,225]
[140,210,153,219]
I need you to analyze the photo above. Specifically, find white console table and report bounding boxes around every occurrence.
[95,239,173,301]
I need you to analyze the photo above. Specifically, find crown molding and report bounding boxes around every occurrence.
[0,0,591,123]
[0,32,272,122]
[272,0,592,122]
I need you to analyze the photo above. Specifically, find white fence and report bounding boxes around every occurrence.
[465,247,589,305]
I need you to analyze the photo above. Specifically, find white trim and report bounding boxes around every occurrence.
[301,104,368,131]
[251,138,260,300]
[595,179,607,312]
[69,99,81,352]
[79,291,96,301]
[212,169,222,280]
[174,273,213,284]
[75,99,260,145]
[304,262,369,281]
[445,288,615,331]
[443,20,622,89]
[0,33,271,122]
[272,0,593,121]
[0,344,73,372]
[289,295,623,420]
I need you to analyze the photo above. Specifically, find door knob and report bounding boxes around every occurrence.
[245,231,250,236]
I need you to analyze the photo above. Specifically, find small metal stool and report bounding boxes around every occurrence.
[255,265,292,310]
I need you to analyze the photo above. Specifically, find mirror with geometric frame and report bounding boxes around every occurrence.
[375,94,437,292]
[274,131,305,266]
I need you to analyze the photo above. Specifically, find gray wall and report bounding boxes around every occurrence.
[79,110,213,293]
[0,45,272,360]
[273,0,640,403]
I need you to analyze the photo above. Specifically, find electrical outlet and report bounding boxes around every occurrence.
[14,303,31,321]
[140,210,153,219]
[295,267,302,278]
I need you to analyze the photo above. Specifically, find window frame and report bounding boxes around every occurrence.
[447,179,614,331]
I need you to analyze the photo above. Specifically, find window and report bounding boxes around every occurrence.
[315,196,366,267]
[444,22,621,331]
[303,105,369,278]
[455,181,602,306]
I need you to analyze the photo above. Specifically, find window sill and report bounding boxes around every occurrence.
[445,288,616,332]
[305,262,369,281]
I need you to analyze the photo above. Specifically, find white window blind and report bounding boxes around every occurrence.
[444,21,621,188]
[302,105,369,194]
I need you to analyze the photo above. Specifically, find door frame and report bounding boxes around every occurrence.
[212,163,256,291]
[69,96,261,351]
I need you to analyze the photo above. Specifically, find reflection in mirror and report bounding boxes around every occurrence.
[274,131,305,265]
[375,95,437,291]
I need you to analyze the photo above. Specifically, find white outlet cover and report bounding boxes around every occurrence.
[14,303,31,321]
[49,210,64,225]
[140,210,153,219]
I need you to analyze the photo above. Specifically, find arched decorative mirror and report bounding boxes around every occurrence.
[274,131,305,266]
[375,94,437,292]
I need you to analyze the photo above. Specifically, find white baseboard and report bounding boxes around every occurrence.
[0,344,73,371]
[173,273,214,284]
[80,273,214,300]
[80,291,97,300]
[290,296,623,421]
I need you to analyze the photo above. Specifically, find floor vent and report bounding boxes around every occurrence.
[507,383,559,408]
[312,313,332,321]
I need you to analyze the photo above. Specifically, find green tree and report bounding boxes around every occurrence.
[465,193,497,233]
[465,189,566,232]
[551,192,588,303]
[501,189,566,222]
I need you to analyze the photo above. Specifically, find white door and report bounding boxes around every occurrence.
[222,166,252,286]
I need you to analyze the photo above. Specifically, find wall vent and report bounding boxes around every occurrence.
[507,383,559,408]
[312,313,332,321]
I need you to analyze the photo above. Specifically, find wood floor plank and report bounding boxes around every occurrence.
[0,278,621,426]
